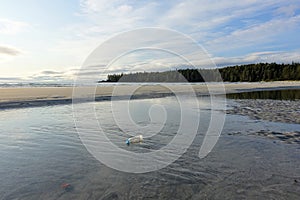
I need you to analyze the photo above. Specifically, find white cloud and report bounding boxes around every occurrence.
[0,18,28,35]
[26,68,78,83]
[206,15,300,53]
[75,0,165,38]
[37,0,300,82]
[158,0,287,30]
[13,49,299,83]
[213,50,300,66]
[275,4,299,17]
[64,0,300,54]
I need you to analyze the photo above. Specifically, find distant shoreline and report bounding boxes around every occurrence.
[0,81,299,110]
[104,63,300,82]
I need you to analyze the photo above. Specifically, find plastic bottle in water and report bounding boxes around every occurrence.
[126,135,143,145]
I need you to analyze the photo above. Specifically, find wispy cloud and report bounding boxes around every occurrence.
[206,15,300,54]
[0,45,22,56]
[2,49,298,84]
[1,1,300,82]
[0,77,23,81]
[29,69,76,82]
[0,18,28,35]
[59,0,300,59]
[38,70,64,75]
[0,45,23,64]
[213,50,300,66]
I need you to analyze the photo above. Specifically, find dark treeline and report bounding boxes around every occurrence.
[105,62,300,82]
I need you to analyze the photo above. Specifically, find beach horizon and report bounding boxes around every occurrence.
[0,81,299,110]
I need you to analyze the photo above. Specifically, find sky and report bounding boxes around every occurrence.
[0,0,300,83]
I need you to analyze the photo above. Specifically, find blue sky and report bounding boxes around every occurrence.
[0,0,300,82]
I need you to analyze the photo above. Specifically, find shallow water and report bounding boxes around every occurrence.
[227,89,300,100]
[0,96,299,199]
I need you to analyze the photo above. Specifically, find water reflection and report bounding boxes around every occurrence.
[0,96,299,199]
[227,89,300,100]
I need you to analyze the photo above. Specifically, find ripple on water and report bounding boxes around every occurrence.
[0,97,299,199]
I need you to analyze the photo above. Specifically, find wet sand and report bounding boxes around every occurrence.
[0,84,299,199]
[1,98,299,200]
[227,99,300,124]
[227,98,300,144]
[0,81,299,109]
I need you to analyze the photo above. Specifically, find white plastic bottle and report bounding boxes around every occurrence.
[126,135,143,145]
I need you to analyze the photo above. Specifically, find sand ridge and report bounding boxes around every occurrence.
[0,81,299,109]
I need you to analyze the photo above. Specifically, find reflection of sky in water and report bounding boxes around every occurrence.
[0,96,299,199]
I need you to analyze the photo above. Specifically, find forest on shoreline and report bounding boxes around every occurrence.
[103,62,300,82]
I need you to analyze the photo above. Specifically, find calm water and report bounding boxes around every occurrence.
[0,96,300,199]
[227,89,300,100]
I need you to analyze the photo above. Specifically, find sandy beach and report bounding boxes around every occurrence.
[0,81,299,109]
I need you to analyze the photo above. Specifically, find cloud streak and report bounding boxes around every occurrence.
[0,18,28,35]
[213,50,300,67]
[58,1,300,60]
[0,45,22,64]
[26,50,300,83]
[206,15,300,54]
[1,1,300,83]
[0,45,22,56]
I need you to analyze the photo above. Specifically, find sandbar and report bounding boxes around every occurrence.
[0,81,299,109]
